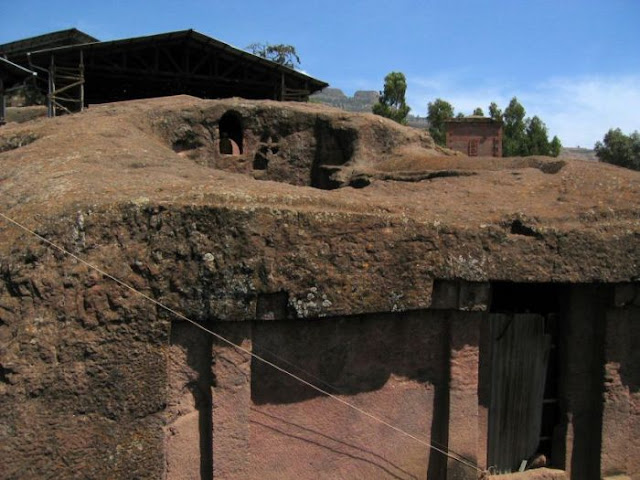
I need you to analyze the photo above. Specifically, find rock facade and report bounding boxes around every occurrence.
[0,96,639,479]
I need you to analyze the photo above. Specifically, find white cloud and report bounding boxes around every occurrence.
[407,74,640,148]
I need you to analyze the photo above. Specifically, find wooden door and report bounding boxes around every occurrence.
[487,314,551,472]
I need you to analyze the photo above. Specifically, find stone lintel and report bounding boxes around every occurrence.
[432,280,491,312]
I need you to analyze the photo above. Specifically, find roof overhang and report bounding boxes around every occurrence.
[16,30,328,103]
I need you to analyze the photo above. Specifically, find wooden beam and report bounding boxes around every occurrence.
[154,46,159,72]
[219,62,241,79]
[129,52,151,71]
[0,78,5,126]
[47,55,55,118]
[79,50,84,111]
[160,47,183,73]
[51,79,84,97]
[190,52,211,75]
[86,64,280,88]
[280,72,285,101]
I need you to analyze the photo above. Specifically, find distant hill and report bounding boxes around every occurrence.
[559,147,598,162]
[310,88,429,128]
[310,88,378,113]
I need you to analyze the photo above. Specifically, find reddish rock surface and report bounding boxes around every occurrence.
[1,96,639,479]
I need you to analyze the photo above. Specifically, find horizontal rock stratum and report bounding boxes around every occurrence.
[1,96,639,479]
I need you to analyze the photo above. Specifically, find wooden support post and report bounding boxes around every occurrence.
[0,78,6,126]
[47,55,55,118]
[154,46,159,72]
[280,72,285,101]
[79,50,85,112]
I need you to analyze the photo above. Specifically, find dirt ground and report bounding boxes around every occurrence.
[1,95,638,236]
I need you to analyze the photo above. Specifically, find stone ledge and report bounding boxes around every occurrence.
[489,468,566,480]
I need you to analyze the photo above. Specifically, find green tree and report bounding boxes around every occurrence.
[549,135,562,157]
[372,72,411,125]
[488,102,502,121]
[502,97,527,156]
[427,98,454,146]
[525,116,551,155]
[489,100,561,157]
[595,128,640,171]
[473,107,484,116]
[247,43,301,68]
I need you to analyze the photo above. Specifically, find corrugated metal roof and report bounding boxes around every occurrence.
[24,29,327,89]
[0,28,98,56]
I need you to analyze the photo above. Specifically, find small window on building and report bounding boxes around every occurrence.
[468,139,479,156]
[219,111,243,155]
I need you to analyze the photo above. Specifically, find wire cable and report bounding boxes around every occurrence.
[0,211,483,474]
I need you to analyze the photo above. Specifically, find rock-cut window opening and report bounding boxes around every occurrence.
[219,111,244,155]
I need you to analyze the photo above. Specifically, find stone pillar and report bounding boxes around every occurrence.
[165,322,214,480]
[211,322,253,479]
[600,284,640,479]
[477,313,492,471]
[447,312,482,480]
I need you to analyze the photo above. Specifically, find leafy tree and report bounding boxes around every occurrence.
[247,43,301,68]
[488,102,502,121]
[549,136,562,157]
[427,98,454,146]
[525,116,551,155]
[372,72,411,125]
[456,112,465,119]
[595,128,640,171]
[422,96,562,155]
[502,97,527,156]
[489,98,561,157]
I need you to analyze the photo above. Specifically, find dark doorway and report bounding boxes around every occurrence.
[219,111,243,155]
[487,283,565,473]
[468,139,479,156]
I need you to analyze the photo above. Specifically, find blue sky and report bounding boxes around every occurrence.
[2,0,639,147]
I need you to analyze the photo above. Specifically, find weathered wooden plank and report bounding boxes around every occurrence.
[488,313,551,473]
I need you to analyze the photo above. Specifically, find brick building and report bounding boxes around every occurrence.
[445,116,503,157]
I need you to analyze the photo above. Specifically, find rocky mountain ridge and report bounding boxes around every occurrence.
[310,87,429,128]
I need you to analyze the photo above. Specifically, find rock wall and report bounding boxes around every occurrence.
[150,99,449,189]
[1,96,640,479]
[601,285,640,480]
